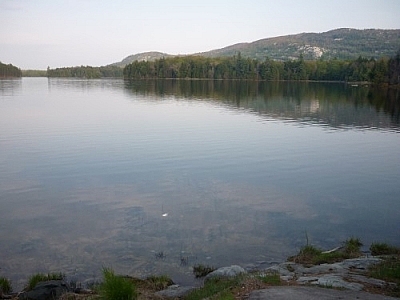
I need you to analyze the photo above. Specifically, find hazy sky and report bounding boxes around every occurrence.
[1,0,399,70]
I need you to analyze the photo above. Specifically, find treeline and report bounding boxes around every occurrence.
[124,51,400,85]
[47,65,123,78]
[22,70,48,77]
[0,61,22,78]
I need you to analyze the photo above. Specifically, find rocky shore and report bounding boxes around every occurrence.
[156,256,399,299]
[2,255,398,300]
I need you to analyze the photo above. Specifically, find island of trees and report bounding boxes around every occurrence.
[0,62,22,78]
[123,51,400,85]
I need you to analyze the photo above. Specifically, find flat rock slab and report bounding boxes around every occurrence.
[248,286,398,300]
[311,274,364,291]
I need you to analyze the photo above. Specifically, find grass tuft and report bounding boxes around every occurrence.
[144,275,173,291]
[288,244,322,265]
[370,243,400,256]
[0,277,12,294]
[27,272,65,291]
[343,237,362,257]
[288,237,363,265]
[98,268,137,300]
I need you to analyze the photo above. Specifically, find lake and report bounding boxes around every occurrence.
[0,78,399,288]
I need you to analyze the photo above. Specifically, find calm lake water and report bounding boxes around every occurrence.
[1,78,400,288]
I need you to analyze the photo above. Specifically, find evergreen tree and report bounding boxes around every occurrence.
[388,50,400,85]
[0,62,22,78]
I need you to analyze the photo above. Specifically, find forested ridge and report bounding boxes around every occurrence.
[123,51,400,85]
[0,62,22,78]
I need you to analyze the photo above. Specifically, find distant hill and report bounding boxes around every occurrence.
[114,28,400,66]
[109,51,171,67]
[198,28,400,61]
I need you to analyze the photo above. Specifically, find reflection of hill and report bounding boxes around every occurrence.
[124,80,400,132]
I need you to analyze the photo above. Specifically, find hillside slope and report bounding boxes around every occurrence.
[200,28,400,61]
[110,52,171,67]
[113,28,400,66]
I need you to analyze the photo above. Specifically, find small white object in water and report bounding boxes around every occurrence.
[162,213,168,217]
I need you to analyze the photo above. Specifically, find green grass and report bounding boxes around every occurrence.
[98,268,137,300]
[256,272,281,285]
[209,289,236,300]
[369,256,400,283]
[314,252,346,264]
[184,272,282,300]
[288,237,363,265]
[183,277,239,300]
[370,243,400,256]
[0,277,12,294]
[288,244,323,265]
[27,272,65,290]
[301,245,322,256]
[192,264,216,278]
[368,255,400,297]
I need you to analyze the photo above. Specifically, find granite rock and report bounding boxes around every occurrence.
[155,284,196,298]
[18,280,70,300]
[204,265,246,281]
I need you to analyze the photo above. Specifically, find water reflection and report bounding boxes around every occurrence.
[124,80,400,131]
[0,78,22,97]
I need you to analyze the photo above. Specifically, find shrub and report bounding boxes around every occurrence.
[98,268,137,300]
[343,237,362,257]
[0,277,12,294]
[27,273,64,290]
